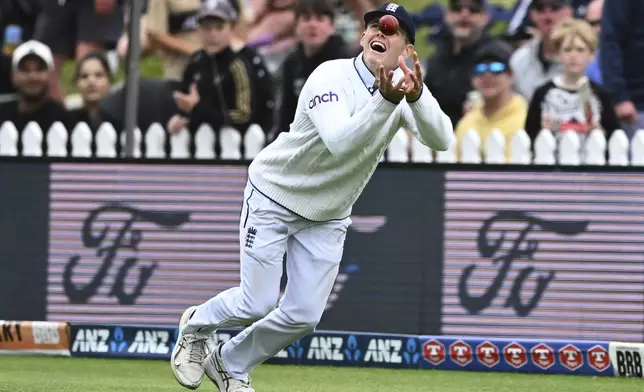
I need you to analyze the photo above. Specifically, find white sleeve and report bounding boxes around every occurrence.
[401,84,454,151]
[304,64,399,157]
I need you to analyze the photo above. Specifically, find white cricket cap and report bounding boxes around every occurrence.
[12,40,54,72]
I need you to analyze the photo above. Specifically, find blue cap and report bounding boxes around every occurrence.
[364,3,416,45]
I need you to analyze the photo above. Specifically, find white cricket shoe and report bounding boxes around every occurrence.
[204,343,255,392]
[171,306,207,390]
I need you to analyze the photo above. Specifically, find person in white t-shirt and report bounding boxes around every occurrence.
[170,3,452,392]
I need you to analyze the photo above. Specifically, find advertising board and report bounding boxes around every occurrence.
[0,160,639,342]
[442,171,644,342]
[0,320,70,356]
[48,163,438,334]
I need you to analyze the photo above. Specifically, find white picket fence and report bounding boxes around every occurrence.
[0,121,267,159]
[446,128,642,166]
[0,121,643,165]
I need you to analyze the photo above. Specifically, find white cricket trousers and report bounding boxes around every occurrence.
[183,181,351,381]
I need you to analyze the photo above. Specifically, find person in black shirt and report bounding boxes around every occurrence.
[168,0,268,154]
[0,40,72,154]
[235,44,276,134]
[276,0,350,136]
[423,0,499,127]
[69,52,122,132]
[228,0,277,135]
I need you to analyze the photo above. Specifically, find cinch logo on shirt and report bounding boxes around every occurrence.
[308,91,339,109]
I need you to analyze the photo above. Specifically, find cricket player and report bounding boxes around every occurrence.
[171,3,453,391]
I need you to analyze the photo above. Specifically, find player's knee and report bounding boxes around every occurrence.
[281,307,321,333]
[242,300,277,321]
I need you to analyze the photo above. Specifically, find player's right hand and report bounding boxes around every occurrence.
[375,61,406,104]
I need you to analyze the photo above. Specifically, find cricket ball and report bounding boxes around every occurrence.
[378,15,398,36]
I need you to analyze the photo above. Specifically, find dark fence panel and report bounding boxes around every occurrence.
[0,163,50,320]
[319,168,444,335]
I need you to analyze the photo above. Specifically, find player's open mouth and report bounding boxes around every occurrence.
[370,41,386,53]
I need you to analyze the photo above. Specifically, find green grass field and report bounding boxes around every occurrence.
[0,356,642,392]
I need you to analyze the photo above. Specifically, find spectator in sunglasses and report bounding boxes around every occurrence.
[510,0,573,102]
[455,42,527,162]
[424,0,500,126]
[504,0,589,45]
[584,0,602,85]
[525,19,618,143]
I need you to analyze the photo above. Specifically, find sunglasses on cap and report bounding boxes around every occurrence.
[531,1,565,12]
[473,62,507,76]
[448,2,483,14]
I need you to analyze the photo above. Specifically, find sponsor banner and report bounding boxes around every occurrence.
[48,163,438,335]
[419,336,612,376]
[609,342,644,378]
[70,324,178,359]
[70,324,423,368]
[266,332,422,369]
[0,320,70,356]
[68,323,616,378]
[443,171,644,342]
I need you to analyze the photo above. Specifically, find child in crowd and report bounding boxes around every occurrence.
[525,19,619,143]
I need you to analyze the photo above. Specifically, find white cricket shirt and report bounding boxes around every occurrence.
[248,53,453,221]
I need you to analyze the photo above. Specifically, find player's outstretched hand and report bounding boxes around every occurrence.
[375,61,406,104]
[399,52,423,102]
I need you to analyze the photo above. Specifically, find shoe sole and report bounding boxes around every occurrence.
[171,306,201,390]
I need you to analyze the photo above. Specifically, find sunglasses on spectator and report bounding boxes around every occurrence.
[531,2,565,12]
[473,62,507,76]
[449,3,483,14]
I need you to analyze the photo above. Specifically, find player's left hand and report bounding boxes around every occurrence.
[399,52,423,102]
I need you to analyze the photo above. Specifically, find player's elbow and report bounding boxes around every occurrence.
[326,143,346,157]
[324,139,351,157]
[433,131,453,152]
[421,121,453,151]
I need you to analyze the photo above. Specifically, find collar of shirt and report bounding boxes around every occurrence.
[353,52,404,95]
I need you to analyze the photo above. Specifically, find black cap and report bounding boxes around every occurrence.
[473,41,513,66]
[364,3,415,45]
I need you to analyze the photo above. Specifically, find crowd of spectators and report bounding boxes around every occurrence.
[0,0,642,159]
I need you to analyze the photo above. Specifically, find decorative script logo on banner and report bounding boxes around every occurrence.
[458,211,589,317]
[63,202,191,305]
